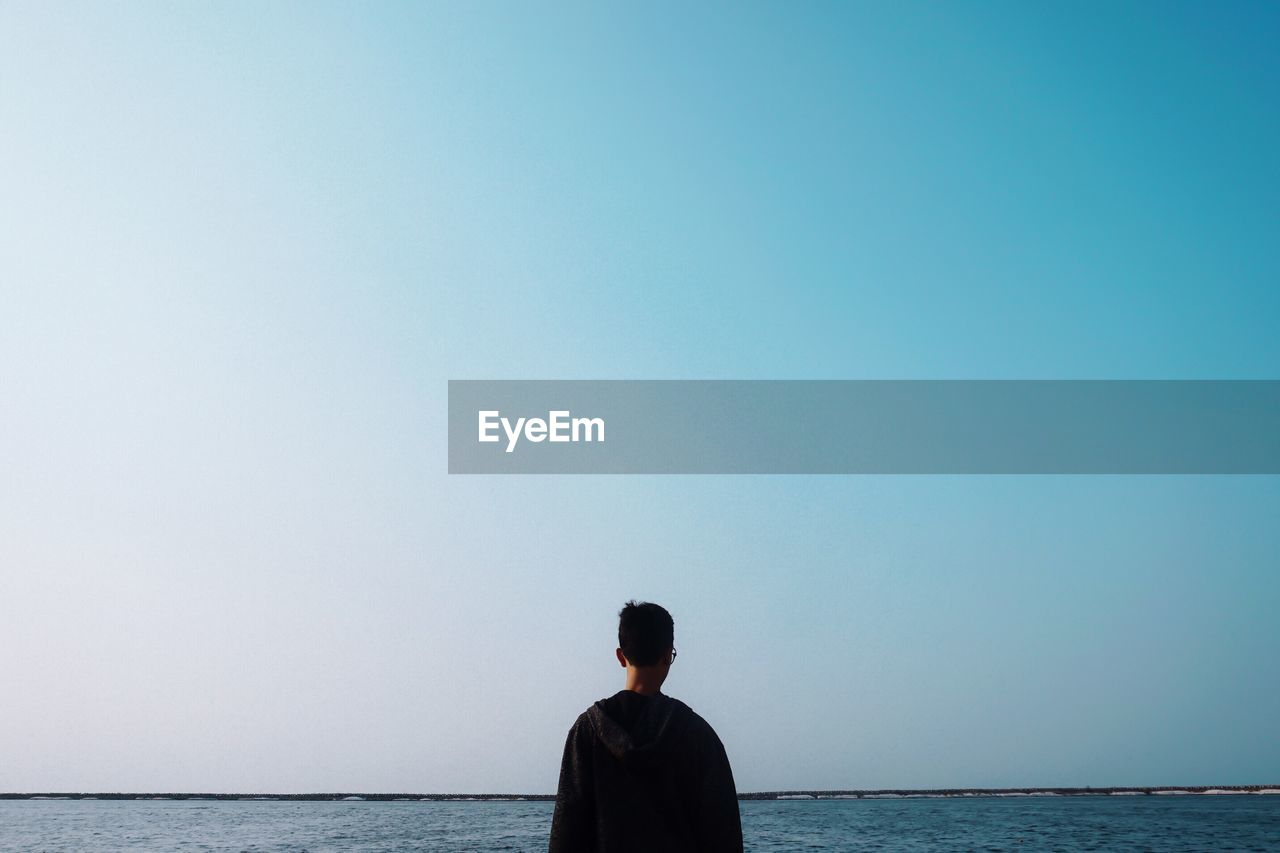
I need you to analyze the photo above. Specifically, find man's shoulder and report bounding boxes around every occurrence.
[566,695,614,735]
[665,696,726,743]
[569,705,596,731]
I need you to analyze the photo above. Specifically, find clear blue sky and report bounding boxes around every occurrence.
[1,1,1277,792]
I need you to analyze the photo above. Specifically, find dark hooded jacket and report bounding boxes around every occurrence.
[549,691,742,853]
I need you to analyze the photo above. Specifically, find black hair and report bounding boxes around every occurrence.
[617,600,674,666]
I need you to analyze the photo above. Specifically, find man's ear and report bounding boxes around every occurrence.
[616,648,628,668]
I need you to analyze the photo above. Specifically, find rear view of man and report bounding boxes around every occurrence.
[549,601,743,853]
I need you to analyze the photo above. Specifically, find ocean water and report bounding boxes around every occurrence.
[1,796,1278,851]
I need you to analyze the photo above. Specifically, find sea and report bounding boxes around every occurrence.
[1,795,1278,851]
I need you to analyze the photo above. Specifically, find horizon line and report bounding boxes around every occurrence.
[5,785,1279,802]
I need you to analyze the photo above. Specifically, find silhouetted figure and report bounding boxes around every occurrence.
[549,601,743,853]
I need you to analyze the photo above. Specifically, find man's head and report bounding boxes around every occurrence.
[616,601,675,695]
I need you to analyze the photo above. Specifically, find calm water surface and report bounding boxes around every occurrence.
[1,796,1278,851]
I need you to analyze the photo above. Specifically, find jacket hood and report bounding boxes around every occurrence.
[587,692,692,769]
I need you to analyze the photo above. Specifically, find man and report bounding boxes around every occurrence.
[549,601,743,853]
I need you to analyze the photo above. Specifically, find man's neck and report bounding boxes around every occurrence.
[624,667,666,696]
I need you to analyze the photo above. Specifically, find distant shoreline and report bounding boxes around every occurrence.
[4,786,1278,802]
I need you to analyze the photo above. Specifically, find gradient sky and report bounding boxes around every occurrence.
[2,1,1278,793]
